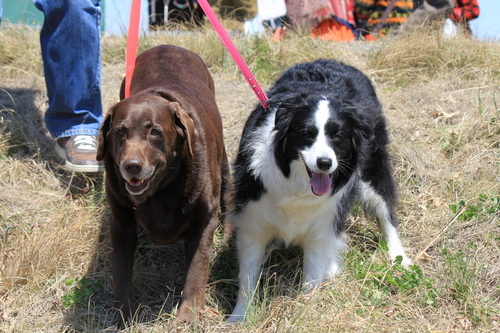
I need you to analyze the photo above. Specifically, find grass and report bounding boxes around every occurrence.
[0,21,499,332]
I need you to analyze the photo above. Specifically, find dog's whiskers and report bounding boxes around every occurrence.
[336,160,352,177]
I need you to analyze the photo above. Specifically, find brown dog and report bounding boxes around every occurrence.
[96,45,228,324]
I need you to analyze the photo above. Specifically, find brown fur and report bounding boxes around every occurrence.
[97,45,228,324]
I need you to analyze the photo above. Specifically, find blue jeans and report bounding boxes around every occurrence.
[34,0,103,139]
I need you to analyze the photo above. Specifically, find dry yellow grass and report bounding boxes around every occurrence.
[0,22,499,332]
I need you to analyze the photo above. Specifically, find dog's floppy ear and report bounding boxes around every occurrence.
[272,101,298,178]
[345,105,375,152]
[171,102,199,158]
[96,105,116,161]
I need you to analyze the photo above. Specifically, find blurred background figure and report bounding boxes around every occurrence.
[243,0,286,36]
[209,0,258,21]
[285,0,357,41]
[167,0,204,26]
[149,0,205,27]
[355,0,414,38]
[311,0,356,41]
[397,0,454,35]
[447,0,480,36]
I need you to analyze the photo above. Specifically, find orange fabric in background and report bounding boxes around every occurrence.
[312,18,355,41]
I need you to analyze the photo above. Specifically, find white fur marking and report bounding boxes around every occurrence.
[359,181,412,267]
[301,100,338,174]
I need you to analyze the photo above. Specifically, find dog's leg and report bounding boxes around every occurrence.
[110,211,138,325]
[359,181,412,267]
[227,226,272,323]
[176,212,218,323]
[302,226,347,291]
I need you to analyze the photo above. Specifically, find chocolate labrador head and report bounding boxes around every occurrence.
[97,90,199,203]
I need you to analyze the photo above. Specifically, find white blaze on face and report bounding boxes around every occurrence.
[300,100,338,196]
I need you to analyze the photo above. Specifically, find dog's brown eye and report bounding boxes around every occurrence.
[117,128,126,137]
[150,129,161,136]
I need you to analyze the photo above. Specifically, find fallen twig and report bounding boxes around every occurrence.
[415,204,468,261]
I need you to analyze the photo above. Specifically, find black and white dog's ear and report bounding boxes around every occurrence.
[273,103,296,178]
[272,95,310,178]
[274,103,290,131]
[273,102,291,149]
[274,98,301,146]
[273,93,308,130]
[345,106,375,151]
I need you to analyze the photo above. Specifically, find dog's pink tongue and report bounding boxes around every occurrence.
[310,172,332,196]
[128,178,142,187]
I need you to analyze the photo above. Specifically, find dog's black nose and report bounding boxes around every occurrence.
[124,159,143,174]
[316,157,332,171]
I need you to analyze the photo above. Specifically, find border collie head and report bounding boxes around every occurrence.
[272,93,374,196]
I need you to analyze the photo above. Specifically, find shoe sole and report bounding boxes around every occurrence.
[55,141,104,173]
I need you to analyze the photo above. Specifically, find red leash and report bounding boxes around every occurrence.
[124,0,142,98]
[196,0,268,108]
[124,0,268,108]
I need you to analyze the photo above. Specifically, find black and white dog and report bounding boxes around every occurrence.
[227,59,411,322]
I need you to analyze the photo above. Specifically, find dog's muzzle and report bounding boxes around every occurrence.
[125,175,153,195]
[301,155,333,196]
[121,158,156,195]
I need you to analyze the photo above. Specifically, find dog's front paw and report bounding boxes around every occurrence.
[226,303,246,323]
[391,253,412,268]
[226,313,245,323]
[108,307,132,330]
[175,303,198,324]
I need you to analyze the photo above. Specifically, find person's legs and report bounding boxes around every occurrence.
[398,0,454,34]
[34,0,102,138]
[408,0,454,23]
[0,0,3,24]
[34,0,103,172]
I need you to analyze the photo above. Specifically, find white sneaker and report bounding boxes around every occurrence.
[55,135,104,173]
